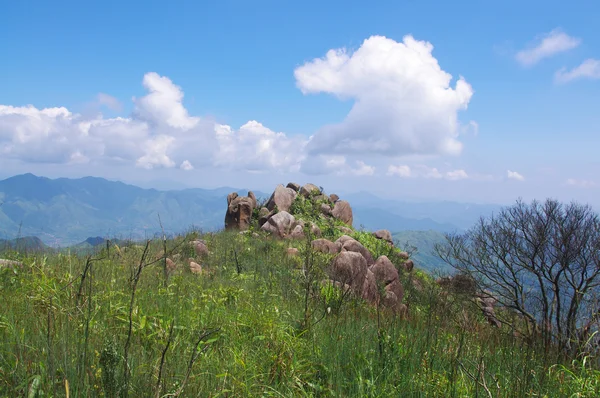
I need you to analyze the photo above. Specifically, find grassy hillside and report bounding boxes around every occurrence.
[392,230,453,275]
[1,230,597,396]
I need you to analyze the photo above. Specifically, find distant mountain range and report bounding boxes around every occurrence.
[0,174,502,250]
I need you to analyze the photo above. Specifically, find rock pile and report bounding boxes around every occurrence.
[224,182,354,234]
[315,233,408,313]
[224,182,414,314]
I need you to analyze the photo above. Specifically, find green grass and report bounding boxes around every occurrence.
[1,230,599,397]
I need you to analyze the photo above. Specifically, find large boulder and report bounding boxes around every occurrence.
[330,251,368,291]
[361,269,378,303]
[341,239,374,266]
[260,211,295,238]
[335,235,355,246]
[370,255,399,286]
[373,230,393,245]
[312,239,342,254]
[258,207,273,227]
[225,193,255,231]
[300,183,321,198]
[266,184,297,212]
[385,280,404,306]
[332,200,353,227]
[286,182,300,192]
[248,191,257,209]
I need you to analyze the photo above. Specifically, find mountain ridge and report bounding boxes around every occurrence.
[0,173,499,247]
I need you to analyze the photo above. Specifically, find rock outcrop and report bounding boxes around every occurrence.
[225,192,256,231]
[332,200,353,227]
[266,184,297,213]
[260,211,296,238]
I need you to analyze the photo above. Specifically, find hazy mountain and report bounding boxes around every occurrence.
[344,191,501,231]
[0,174,501,248]
[392,230,454,275]
[0,236,48,252]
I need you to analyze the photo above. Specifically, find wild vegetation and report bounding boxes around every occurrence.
[1,197,600,397]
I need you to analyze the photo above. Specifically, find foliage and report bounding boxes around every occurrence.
[1,227,599,397]
[435,198,600,360]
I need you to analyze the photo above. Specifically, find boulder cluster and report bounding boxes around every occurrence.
[314,234,411,313]
[224,182,353,236]
[224,182,414,314]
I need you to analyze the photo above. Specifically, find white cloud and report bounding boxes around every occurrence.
[445,169,469,181]
[516,29,580,67]
[135,135,176,169]
[96,93,122,112]
[507,170,525,181]
[555,59,600,83]
[294,35,473,161]
[214,121,306,173]
[180,160,194,171]
[387,164,411,177]
[388,164,469,181]
[133,72,200,130]
[566,178,596,188]
[351,160,375,176]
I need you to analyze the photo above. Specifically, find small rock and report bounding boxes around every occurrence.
[290,224,305,240]
[311,239,341,254]
[373,229,393,245]
[188,258,202,274]
[398,251,409,260]
[166,258,177,272]
[286,247,299,257]
[403,259,414,272]
[192,240,209,257]
[339,226,354,235]
[329,194,340,202]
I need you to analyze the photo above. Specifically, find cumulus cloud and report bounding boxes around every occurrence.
[213,121,306,173]
[387,164,411,177]
[507,170,525,181]
[555,59,600,83]
[133,72,200,130]
[516,29,580,67]
[180,160,194,171]
[566,178,596,188]
[294,35,473,162]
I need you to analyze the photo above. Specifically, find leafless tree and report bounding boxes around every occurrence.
[435,198,600,358]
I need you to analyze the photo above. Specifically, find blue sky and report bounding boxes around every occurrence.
[1,0,599,206]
